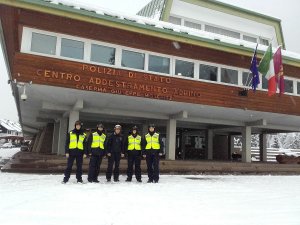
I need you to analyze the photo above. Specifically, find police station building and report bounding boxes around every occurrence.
[1,0,300,164]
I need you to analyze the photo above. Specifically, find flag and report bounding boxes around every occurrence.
[273,46,284,94]
[250,44,259,91]
[258,44,276,96]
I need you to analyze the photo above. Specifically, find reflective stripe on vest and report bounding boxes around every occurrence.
[91,132,106,149]
[69,132,86,150]
[128,135,141,150]
[145,133,160,150]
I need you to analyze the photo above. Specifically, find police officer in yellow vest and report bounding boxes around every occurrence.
[62,120,87,183]
[87,123,106,183]
[142,124,164,183]
[125,126,142,182]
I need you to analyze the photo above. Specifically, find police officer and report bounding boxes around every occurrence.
[87,123,106,183]
[125,126,142,182]
[106,124,125,182]
[142,124,164,183]
[62,120,87,183]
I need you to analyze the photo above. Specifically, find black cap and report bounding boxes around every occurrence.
[97,123,104,129]
[148,124,155,128]
[132,126,138,131]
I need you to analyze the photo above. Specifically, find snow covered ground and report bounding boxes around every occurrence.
[0,173,299,225]
[0,148,20,167]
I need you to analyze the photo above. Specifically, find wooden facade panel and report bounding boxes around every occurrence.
[14,8,300,78]
[12,53,300,116]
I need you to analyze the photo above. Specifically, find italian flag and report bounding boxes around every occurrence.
[258,44,276,96]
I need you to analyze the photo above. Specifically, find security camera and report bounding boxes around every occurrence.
[21,93,28,101]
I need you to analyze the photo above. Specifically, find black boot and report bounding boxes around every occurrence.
[93,179,100,183]
[147,179,153,183]
[126,178,132,182]
[77,178,83,183]
[137,179,142,183]
[62,178,68,184]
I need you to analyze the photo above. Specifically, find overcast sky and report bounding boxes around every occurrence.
[0,0,299,122]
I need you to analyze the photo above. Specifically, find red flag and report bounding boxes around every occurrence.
[273,47,284,94]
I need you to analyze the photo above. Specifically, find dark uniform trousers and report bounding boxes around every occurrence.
[146,150,160,182]
[88,150,105,181]
[106,152,121,180]
[64,150,83,181]
[127,150,142,180]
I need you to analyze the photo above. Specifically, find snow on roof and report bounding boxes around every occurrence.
[0,119,22,132]
[45,0,300,62]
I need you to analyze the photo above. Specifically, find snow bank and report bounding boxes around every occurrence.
[0,148,20,159]
[0,174,299,225]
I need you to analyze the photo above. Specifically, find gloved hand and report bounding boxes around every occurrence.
[83,154,87,158]
[159,153,163,156]
[107,153,111,157]
[65,153,69,158]
[142,155,146,158]
[121,153,125,158]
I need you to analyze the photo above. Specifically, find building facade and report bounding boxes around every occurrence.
[1,0,300,162]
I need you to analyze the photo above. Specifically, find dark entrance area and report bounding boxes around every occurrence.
[176,128,206,160]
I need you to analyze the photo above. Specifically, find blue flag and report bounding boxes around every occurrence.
[250,44,260,91]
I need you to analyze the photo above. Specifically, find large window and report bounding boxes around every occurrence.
[297,82,300,95]
[122,50,145,70]
[175,60,194,78]
[61,38,84,60]
[169,16,181,25]
[148,55,170,74]
[205,25,240,39]
[243,35,257,43]
[221,68,238,85]
[91,44,115,65]
[31,32,57,55]
[184,21,201,30]
[199,64,217,81]
[262,75,268,90]
[242,72,252,86]
[285,79,294,94]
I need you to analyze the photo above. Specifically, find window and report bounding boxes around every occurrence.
[31,32,57,55]
[175,60,194,78]
[61,38,84,59]
[184,21,201,30]
[169,16,181,25]
[205,25,240,39]
[262,75,268,90]
[91,44,115,65]
[122,50,145,70]
[285,79,293,94]
[242,72,252,86]
[221,68,238,84]
[260,38,269,46]
[199,64,217,81]
[243,35,257,43]
[148,55,170,74]
[297,82,300,95]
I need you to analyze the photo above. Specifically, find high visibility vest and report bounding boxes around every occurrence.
[128,135,141,150]
[91,132,106,149]
[69,131,86,150]
[145,133,160,150]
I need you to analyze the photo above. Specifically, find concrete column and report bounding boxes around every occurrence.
[259,133,268,162]
[242,126,252,163]
[207,129,213,160]
[57,118,68,155]
[166,119,176,160]
[52,121,60,154]
[68,110,79,132]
